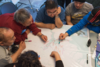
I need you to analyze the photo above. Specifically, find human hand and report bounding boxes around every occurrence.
[50,51,59,58]
[25,29,30,34]
[40,35,47,42]
[48,24,55,29]
[19,41,26,51]
[56,7,61,15]
[50,51,61,61]
[59,33,69,40]
[68,23,73,26]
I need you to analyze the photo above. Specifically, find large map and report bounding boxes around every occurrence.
[24,25,91,67]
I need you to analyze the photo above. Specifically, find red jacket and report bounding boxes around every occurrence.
[0,13,41,44]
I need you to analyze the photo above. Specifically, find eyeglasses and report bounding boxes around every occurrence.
[47,10,57,15]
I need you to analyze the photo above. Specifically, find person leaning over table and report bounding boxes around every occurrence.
[0,27,26,67]
[65,0,93,25]
[0,8,48,53]
[59,7,100,40]
[5,51,64,67]
[35,0,65,29]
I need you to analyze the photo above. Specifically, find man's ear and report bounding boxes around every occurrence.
[0,41,4,46]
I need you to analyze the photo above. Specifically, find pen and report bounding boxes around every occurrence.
[25,40,32,42]
[38,55,40,60]
[87,54,88,64]
[58,38,60,44]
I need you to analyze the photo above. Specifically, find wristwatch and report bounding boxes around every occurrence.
[40,34,43,37]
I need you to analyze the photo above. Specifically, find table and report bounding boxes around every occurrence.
[89,31,98,67]
[23,25,93,67]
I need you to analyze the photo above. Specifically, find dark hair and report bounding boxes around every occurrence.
[5,51,42,67]
[73,0,86,3]
[45,0,58,9]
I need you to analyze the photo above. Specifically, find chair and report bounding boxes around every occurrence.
[0,2,17,15]
[16,0,37,12]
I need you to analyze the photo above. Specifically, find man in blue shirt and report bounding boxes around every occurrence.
[35,0,65,29]
[59,7,100,40]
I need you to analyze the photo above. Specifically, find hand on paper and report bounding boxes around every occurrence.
[41,35,48,42]
[59,33,69,40]
[50,51,61,61]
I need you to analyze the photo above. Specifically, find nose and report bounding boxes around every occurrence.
[14,36,16,40]
[76,3,80,7]
[51,14,54,17]
[31,21,33,24]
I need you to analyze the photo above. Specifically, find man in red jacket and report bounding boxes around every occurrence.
[0,8,47,45]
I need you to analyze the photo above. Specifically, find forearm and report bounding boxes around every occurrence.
[67,21,73,25]
[55,15,63,28]
[55,53,61,61]
[36,32,42,37]
[66,19,88,36]
[11,48,22,63]
[66,16,73,25]
[35,22,55,29]
[35,22,50,28]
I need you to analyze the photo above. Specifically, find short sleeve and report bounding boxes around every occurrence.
[0,55,12,67]
[59,6,65,23]
[65,3,71,16]
[87,4,94,12]
[35,7,44,22]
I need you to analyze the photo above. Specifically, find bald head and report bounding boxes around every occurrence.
[0,27,16,46]
[0,27,9,42]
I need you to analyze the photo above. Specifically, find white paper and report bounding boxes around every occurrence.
[23,25,91,67]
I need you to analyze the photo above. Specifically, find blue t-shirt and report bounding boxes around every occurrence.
[35,6,65,24]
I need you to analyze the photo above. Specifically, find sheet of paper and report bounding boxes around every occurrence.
[23,25,91,67]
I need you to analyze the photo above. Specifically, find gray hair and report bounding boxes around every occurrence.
[14,8,30,23]
[0,27,9,43]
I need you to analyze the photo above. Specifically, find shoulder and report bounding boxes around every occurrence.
[65,2,74,11]
[83,2,93,9]
[0,46,6,56]
[0,46,5,51]
[0,13,14,17]
[59,6,64,12]
[66,2,74,8]
[38,5,45,13]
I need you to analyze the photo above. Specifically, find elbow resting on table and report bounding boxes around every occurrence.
[57,24,63,28]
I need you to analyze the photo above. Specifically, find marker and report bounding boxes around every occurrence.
[58,39,60,44]
[97,40,100,41]
[25,40,32,42]
[87,54,88,64]
[38,55,40,60]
